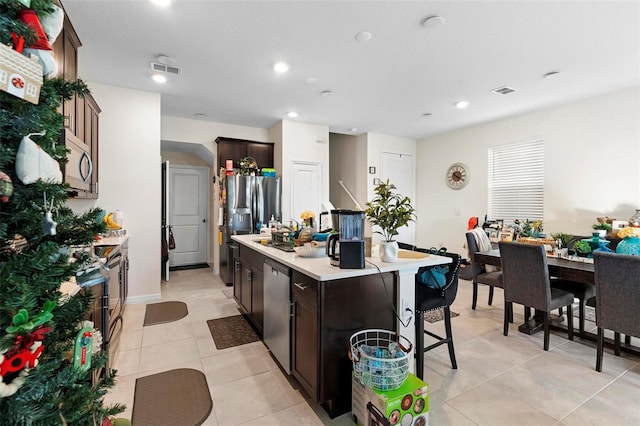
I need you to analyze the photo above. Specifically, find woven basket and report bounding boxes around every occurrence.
[294,228,315,246]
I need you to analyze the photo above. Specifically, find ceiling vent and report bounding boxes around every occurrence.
[150,62,181,75]
[491,86,516,95]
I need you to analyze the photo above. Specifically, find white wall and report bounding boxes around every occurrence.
[366,133,417,243]
[417,86,640,257]
[69,83,162,304]
[279,120,330,222]
[162,116,270,146]
[329,133,367,210]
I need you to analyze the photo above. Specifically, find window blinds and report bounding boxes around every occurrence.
[488,139,544,223]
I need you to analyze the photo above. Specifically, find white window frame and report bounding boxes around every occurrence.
[487,139,544,224]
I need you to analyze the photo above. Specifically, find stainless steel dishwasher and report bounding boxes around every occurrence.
[263,257,292,374]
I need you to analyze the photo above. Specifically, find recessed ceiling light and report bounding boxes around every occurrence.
[151,73,167,83]
[355,31,372,42]
[455,101,469,109]
[349,128,358,132]
[543,71,560,79]
[321,90,333,97]
[421,15,445,30]
[194,113,207,119]
[274,62,289,73]
[306,77,318,84]
[150,0,171,7]
[422,113,433,117]
[287,111,298,118]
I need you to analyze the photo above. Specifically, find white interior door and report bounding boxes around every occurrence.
[291,161,321,227]
[169,165,210,266]
[162,161,170,281]
[381,152,415,245]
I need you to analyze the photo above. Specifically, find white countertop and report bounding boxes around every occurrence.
[231,234,450,281]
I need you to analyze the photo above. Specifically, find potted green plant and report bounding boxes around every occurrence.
[592,222,612,238]
[365,179,416,262]
[550,232,573,249]
[572,240,592,257]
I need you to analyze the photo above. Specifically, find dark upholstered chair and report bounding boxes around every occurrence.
[414,251,461,379]
[550,277,595,337]
[465,232,504,310]
[397,242,417,251]
[594,251,640,372]
[499,242,575,351]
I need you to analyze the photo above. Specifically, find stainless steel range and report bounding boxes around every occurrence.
[94,241,128,375]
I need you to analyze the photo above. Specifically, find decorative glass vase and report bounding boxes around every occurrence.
[615,236,640,256]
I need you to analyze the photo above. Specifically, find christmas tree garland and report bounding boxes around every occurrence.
[1,1,125,423]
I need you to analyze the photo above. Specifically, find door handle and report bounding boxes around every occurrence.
[202,219,206,223]
[290,302,295,318]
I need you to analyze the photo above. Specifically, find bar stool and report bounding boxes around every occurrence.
[414,251,461,380]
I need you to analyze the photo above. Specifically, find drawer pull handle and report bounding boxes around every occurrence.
[294,282,308,290]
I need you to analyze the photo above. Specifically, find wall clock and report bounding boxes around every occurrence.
[446,163,469,189]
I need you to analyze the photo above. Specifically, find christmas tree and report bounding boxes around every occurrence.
[1,1,124,424]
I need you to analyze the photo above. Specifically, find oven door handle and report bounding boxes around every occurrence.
[107,253,122,267]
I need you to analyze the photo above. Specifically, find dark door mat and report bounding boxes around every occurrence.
[132,368,212,426]
[169,263,210,271]
[207,315,259,349]
[424,308,459,323]
[144,301,188,326]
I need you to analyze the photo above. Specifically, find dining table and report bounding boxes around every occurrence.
[474,249,640,356]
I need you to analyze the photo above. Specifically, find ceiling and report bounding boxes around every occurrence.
[62,1,639,141]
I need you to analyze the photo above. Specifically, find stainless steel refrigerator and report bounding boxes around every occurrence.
[219,175,282,285]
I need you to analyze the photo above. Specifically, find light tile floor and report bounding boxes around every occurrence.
[105,268,640,425]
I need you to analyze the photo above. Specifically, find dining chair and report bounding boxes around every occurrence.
[593,251,640,372]
[465,232,504,310]
[397,242,417,251]
[414,251,461,379]
[499,242,575,351]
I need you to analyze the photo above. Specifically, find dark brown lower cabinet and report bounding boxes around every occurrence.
[234,245,265,336]
[291,272,319,398]
[291,269,397,418]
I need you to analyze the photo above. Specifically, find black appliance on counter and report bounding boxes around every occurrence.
[219,174,281,285]
[326,209,365,269]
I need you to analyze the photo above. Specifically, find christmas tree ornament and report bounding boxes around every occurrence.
[0,43,43,104]
[0,171,13,202]
[16,131,62,184]
[73,325,93,371]
[17,9,53,50]
[21,5,64,76]
[0,326,50,398]
[40,192,57,235]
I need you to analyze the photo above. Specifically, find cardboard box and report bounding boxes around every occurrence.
[352,373,429,426]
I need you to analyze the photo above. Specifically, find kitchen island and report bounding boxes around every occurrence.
[231,234,450,418]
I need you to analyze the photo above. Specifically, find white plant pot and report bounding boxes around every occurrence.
[379,241,399,263]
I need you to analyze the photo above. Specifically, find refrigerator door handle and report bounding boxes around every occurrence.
[250,177,257,232]
[257,179,264,228]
